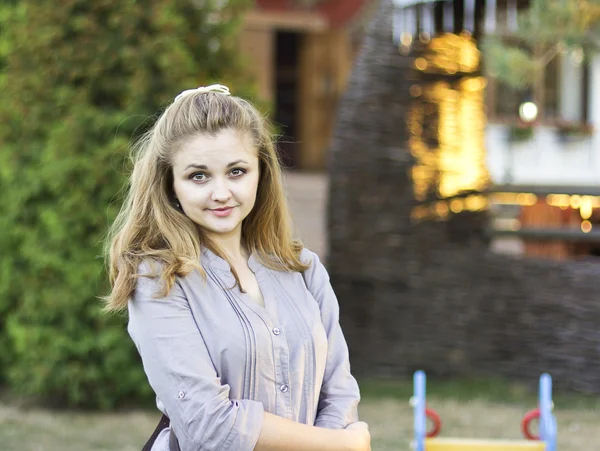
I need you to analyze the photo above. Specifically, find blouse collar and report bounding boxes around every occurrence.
[200,246,262,273]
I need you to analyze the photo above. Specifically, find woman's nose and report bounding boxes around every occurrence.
[210,179,232,202]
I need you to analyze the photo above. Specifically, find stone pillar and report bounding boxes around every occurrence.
[588,54,600,178]
[589,55,600,128]
[559,53,584,122]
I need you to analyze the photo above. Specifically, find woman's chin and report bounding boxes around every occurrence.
[200,221,240,237]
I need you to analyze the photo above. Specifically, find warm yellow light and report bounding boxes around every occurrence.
[410,85,422,97]
[570,195,581,209]
[516,193,537,206]
[463,78,485,92]
[410,123,423,136]
[447,90,460,101]
[450,199,464,213]
[401,32,413,47]
[492,192,537,205]
[580,196,593,219]
[407,35,489,216]
[546,194,570,208]
[415,57,428,71]
[410,205,429,223]
[492,192,518,204]
[435,201,449,218]
[581,220,592,233]
[465,195,488,211]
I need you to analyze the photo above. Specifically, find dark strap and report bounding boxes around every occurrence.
[142,414,180,451]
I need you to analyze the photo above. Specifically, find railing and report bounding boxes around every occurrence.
[490,227,600,242]
[488,184,600,244]
[392,0,520,47]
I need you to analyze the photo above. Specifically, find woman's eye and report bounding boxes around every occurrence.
[230,168,247,177]
[191,172,207,182]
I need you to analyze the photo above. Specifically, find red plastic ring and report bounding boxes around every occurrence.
[521,408,540,440]
[425,407,442,438]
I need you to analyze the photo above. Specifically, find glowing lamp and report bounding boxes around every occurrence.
[518,102,538,123]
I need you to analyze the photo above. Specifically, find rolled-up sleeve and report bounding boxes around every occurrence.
[127,265,264,451]
[302,250,360,429]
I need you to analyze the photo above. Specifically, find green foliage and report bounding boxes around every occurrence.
[482,38,536,89]
[0,0,254,409]
[482,0,600,89]
[508,124,535,142]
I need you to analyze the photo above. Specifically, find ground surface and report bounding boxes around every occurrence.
[1,378,598,450]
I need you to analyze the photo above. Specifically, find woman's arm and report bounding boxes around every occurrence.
[128,264,264,451]
[255,412,370,451]
[302,250,362,430]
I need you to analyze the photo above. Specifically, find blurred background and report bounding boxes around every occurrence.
[1,0,600,450]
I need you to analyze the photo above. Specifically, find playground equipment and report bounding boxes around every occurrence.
[411,371,557,451]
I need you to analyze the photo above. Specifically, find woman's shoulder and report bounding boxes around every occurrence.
[299,247,316,265]
[136,256,201,280]
[131,259,169,296]
[134,258,195,298]
[136,258,163,276]
[298,248,330,283]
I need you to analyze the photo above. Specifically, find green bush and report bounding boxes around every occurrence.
[0,0,254,409]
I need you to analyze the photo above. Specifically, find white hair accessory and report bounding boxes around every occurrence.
[173,84,231,103]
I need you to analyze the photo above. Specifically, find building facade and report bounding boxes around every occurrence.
[392,0,600,259]
[239,0,372,170]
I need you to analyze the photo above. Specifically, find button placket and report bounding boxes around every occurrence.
[271,322,291,417]
[259,272,292,418]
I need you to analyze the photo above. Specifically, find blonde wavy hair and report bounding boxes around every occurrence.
[103,89,307,312]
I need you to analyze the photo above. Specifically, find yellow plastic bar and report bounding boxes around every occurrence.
[425,438,546,451]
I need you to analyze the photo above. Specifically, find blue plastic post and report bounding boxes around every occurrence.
[539,373,557,451]
[414,370,426,451]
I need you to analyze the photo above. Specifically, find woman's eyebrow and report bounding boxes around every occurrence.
[226,159,249,168]
[183,160,249,171]
[184,163,208,171]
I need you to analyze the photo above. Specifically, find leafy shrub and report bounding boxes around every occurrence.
[0,0,254,409]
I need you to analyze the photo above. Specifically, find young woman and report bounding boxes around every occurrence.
[104,85,370,451]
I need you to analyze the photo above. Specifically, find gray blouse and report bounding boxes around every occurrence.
[127,248,360,451]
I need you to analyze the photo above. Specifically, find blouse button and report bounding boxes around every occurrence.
[272,327,281,335]
[178,390,186,399]
[280,384,289,393]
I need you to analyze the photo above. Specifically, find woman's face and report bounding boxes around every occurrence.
[171,128,260,243]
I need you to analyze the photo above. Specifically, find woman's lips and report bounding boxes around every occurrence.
[209,207,235,217]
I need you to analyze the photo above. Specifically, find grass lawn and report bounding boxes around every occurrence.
[1,377,599,450]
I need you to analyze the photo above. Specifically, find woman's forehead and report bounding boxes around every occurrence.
[173,130,258,169]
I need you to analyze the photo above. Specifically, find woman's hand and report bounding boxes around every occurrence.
[345,421,371,451]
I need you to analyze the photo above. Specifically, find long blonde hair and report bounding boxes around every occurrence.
[103,90,307,312]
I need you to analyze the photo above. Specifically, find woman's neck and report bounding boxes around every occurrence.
[204,229,248,263]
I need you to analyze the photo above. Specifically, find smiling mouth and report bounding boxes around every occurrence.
[208,206,236,217]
